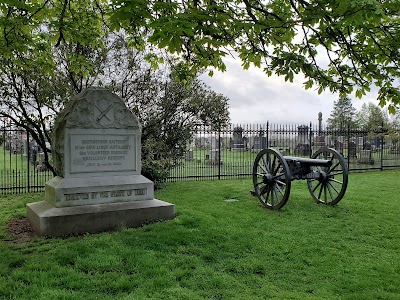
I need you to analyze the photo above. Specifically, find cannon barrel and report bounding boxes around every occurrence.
[283,156,332,167]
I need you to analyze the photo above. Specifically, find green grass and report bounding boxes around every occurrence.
[1,171,400,299]
[170,151,256,179]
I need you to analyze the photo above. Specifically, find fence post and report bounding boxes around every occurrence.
[27,130,30,193]
[347,124,350,169]
[218,125,221,180]
[309,122,313,158]
[266,121,269,148]
[381,121,384,171]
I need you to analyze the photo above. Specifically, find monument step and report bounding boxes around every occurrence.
[27,199,175,236]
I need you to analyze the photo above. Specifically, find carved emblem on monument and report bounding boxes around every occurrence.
[94,99,114,126]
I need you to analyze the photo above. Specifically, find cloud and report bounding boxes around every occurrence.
[200,57,375,125]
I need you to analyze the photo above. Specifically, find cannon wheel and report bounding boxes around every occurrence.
[253,148,291,210]
[307,147,348,205]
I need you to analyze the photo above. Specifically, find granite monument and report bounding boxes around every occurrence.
[27,87,175,236]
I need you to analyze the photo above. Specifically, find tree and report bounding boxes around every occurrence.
[109,0,400,111]
[1,1,400,112]
[391,111,400,127]
[386,110,400,145]
[102,41,230,182]
[327,96,357,131]
[0,25,229,181]
[356,103,388,131]
[139,78,229,183]
[0,0,109,174]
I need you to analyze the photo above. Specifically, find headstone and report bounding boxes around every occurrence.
[208,149,220,165]
[297,125,309,144]
[250,131,266,152]
[363,141,372,150]
[358,150,374,164]
[314,135,326,147]
[27,87,175,236]
[318,112,323,133]
[333,139,344,155]
[210,137,216,150]
[185,150,194,161]
[389,144,400,154]
[209,137,221,164]
[295,125,311,156]
[294,144,311,156]
[29,141,38,165]
[232,127,245,152]
[37,152,49,171]
[315,112,325,147]
[348,140,357,159]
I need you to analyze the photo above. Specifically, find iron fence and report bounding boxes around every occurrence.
[167,122,400,181]
[0,127,53,194]
[1,122,399,194]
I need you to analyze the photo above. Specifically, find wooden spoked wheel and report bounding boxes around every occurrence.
[307,147,349,205]
[252,148,291,210]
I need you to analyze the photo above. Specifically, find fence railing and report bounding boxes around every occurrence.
[167,122,400,181]
[1,122,400,194]
[0,128,53,194]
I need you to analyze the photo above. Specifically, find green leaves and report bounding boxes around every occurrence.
[112,0,400,110]
[1,0,400,111]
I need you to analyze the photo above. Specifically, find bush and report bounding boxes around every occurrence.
[141,137,174,187]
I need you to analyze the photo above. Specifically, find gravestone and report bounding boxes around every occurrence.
[37,152,48,171]
[363,141,372,150]
[185,150,194,161]
[27,87,175,236]
[209,137,220,164]
[210,137,219,150]
[232,127,245,152]
[295,125,311,156]
[315,112,325,147]
[252,134,267,152]
[348,140,357,159]
[208,149,220,165]
[333,139,344,155]
[358,150,374,165]
[389,144,400,154]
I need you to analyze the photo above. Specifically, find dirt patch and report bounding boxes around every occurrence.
[6,217,34,240]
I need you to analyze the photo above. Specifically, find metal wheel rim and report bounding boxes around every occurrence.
[307,147,348,205]
[253,148,291,209]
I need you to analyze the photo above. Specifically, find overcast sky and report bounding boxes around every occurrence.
[200,57,379,125]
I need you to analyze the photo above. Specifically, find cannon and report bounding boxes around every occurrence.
[252,147,348,209]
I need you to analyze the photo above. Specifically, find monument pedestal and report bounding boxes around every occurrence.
[27,199,175,236]
[45,175,154,207]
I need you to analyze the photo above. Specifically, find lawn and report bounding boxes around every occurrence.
[1,171,400,299]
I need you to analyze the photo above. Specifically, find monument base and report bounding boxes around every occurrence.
[27,199,175,237]
[45,175,154,207]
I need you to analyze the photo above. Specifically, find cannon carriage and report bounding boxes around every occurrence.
[252,147,348,209]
